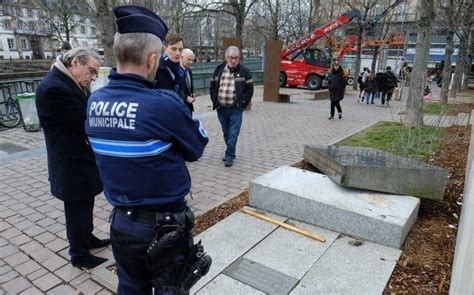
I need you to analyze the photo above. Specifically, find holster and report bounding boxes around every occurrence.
[146,209,212,293]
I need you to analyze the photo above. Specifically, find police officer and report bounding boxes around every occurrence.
[85,6,209,294]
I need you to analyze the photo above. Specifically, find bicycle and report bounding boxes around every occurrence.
[0,85,23,128]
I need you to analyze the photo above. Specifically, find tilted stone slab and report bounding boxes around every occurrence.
[249,166,420,249]
[290,236,401,295]
[304,145,448,200]
[196,274,265,295]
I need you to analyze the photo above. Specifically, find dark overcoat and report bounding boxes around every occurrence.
[328,66,346,102]
[35,67,102,201]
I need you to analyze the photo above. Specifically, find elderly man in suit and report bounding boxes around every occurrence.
[36,47,110,269]
[181,48,196,112]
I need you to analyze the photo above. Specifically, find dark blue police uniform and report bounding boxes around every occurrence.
[85,5,209,294]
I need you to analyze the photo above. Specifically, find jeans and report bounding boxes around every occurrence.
[366,92,376,104]
[217,106,243,161]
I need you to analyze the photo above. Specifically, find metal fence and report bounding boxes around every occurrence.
[0,78,42,103]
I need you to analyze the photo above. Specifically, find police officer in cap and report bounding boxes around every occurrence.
[85,6,209,294]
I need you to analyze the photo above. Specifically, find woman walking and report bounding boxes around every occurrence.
[328,59,346,119]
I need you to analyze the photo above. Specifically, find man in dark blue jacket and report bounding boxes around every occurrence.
[36,47,110,269]
[85,5,209,294]
[210,46,253,167]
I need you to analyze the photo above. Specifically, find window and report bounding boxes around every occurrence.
[80,25,86,33]
[4,19,12,30]
[21,39,28,49]
[16,7,22,16]
[91,26,96,34]
[28,9,33,17]
[28,22,35,31]
[7,39,15,50]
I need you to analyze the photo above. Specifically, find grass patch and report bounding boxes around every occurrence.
[423,102,458,115]
[338,121,445,161]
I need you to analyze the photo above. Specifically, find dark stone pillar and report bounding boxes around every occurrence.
[263,40,284,102]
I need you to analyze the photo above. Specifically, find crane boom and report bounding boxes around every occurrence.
[281,9,361,59]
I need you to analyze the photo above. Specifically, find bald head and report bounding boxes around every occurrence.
[181,48,195,69]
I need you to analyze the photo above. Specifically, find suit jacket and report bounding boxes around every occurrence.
[183,68,194,112]
[154,58,194,112]
[36,66,102,201]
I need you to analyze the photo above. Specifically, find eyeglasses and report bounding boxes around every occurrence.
[84,63,99,77]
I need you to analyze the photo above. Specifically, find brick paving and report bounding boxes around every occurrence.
[0,86,452,293]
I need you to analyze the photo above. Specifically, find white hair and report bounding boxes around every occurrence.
[182,48,195,58]
[225,46,240,56]
[61,47,101,67]
[114,32,162,66]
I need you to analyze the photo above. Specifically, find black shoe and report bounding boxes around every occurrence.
[224,159,233,167]
[222,157,226,162]
[88,237,111,249]
[328,117,334,120]
[371,102,374,104]
[338,113,342,119]
[72,254,107,269]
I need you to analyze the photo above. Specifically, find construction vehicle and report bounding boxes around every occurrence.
[279,0,403,90]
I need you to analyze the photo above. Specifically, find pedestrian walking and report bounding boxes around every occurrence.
[380,66,399,106]
[328,59,346,120]
[210,46,254,167]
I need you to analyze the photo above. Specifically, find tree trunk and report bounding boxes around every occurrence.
[94,0,115,67]
[405,0,435,129]
[440,29,454,103]
[371,46,379,73]
[353,30,363,90]
[452,35,469,94]
[462,30,473,89]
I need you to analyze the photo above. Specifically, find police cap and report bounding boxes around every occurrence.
[114,5,168,41]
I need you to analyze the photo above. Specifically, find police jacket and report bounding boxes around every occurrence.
[85,70,209,207]
[35,66,103,201]
[210,63,253,111]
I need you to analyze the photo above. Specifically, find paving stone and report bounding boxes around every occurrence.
[19,286,44,295]
[290,236,401,295]
[45,284,77,295]
[54,263,83,282]
[70,273,91,288]
[42,254,68,271]
[197,274,265,294]
[14,219,35,231]
[29,247,55,263]
[96,288,113,295]
[0,244,18,259]
[26,267,48,281]
[191,209,286,293]
[32,273,62,292]
[19,240,43,254]
[4,251,30,267]
[244,220,339,279]
[15,260,42,276]
[2,275,32,294]
[0,269,19,284]
[91,267,117,293]
[34,232,57,244]
[250,166,420,249]
[45,238,68,252]
[0,264,11,275]
[76,279,103,294]
[10,233,32,246]
[2,227,22,239]
[0,221,11,232]
[23,225,46,237]
[0,238,7,247]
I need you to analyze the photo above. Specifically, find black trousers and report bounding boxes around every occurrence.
[64,198,95,259]
[330,100,342,118]
[381,90,394,104]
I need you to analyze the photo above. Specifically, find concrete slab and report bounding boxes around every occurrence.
[249,166,420,248]
[244,220,339,278]
[304,145,448,200]
[196,274,265,295]
[291,236,401,295]
[191,208,286,293]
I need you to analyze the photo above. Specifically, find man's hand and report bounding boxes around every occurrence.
[186,96,196,104]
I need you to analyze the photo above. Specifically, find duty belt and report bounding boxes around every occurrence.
[116,204,189,225]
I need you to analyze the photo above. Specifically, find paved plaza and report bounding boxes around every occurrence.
[0,86,455,294]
